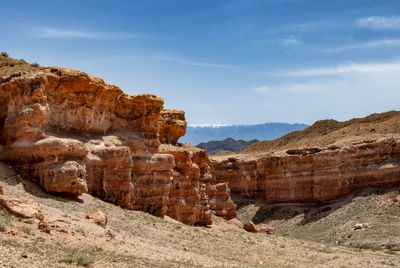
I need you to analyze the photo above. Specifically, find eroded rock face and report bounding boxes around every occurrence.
[159,109,187,145]
[159,144,237,225]
[212,138,400,204]
[0,67,236,225]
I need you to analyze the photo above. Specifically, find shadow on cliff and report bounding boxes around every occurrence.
[232,188,397,225]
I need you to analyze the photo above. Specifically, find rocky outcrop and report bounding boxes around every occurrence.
[159,144,237,225]
[159,109,187,145]
[211,138,400,204]
[0,196,43,219]
[0,67,236,225]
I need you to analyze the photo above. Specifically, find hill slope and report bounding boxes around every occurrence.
[196,138,259,154]
[243,111,400,154]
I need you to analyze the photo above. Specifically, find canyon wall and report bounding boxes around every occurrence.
[0,67,236,225]
[211,138,400,204]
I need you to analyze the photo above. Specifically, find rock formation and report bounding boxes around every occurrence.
[0,66,236,225]
[211,137,400,204]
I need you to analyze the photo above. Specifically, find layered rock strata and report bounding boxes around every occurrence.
[211,138,400,204]
[0,67,236,225]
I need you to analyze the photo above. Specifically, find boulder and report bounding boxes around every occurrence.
[354,223,369,230]
[243,221,258,233]
[0,196,42,219]
[86,209,108,226]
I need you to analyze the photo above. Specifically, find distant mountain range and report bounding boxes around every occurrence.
[196,138,259,154]
[179,123,309,145]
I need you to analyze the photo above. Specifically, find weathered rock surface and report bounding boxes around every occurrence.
[212,138,400,204]
[0,67,236,225]
[0,196,43,219]
[0,185,3,195]
[159,144,237,225]
[159,109,187,145]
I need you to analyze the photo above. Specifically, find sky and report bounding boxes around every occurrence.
[1,0,400,125]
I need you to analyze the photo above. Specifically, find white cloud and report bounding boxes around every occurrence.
[152,56,238,70]
[282,36,300,45]
[31,27,136,39]
[253,86,270,93]
[356,16,400,29]
[276,60,400,77]
[324,39,400,53]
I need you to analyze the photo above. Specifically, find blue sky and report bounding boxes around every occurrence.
[2,0,400,125]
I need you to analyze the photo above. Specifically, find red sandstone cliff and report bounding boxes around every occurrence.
[212,133,400,204]
[0,66,236,225]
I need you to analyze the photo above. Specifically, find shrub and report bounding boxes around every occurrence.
[75,227,85,235]
[0,223,7,232]
[77,255,94,267]
[1,52,8,57]
[31,63,39,67]
[59,256,74,265]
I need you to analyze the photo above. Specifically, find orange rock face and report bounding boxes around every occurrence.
[211,138,400,204]
[159,144,237,225]
[159,109,187,145]
[0,67,236,225]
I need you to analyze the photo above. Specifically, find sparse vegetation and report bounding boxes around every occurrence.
[75,227,86,235]
[30,62,39,67]
[77,255,94,267]
[33,236,45,243]
[0,52,8,57]
[21,226,31,235]
[0,223,6,232]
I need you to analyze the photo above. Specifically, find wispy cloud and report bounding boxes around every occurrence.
[276,60,400,77]
[282,36,300,45]
[356,16,400,30]
[254,83,328,94]
[253,86,270,93]
[31,27,137,39]
[152,56,238,69]
[324,39,400,53]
